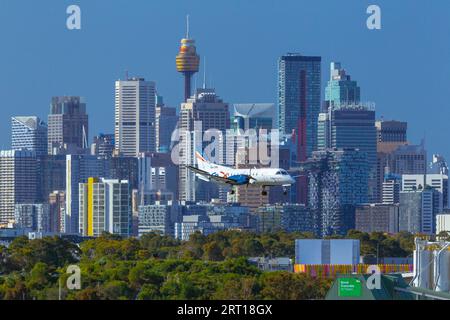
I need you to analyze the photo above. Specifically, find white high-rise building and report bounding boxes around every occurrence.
[402,174,449,210]
[79,178,131,237]
[0,150,37,225]
[65,155,110,234]
[115,77,156,157]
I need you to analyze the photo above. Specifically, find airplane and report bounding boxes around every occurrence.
[186,152,296,196]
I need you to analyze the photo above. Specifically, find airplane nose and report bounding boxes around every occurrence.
[289,176,295,184]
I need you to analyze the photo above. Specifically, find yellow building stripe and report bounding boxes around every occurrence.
[87,177,98,237]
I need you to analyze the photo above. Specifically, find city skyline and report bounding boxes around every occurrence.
[0,0,448,162]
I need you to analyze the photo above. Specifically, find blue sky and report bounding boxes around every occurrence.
[0,0,448,160]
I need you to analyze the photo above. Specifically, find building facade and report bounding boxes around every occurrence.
[0,150,38,224]
[155,96,178,153]
[138,202,179,237]
[14,203,50,232]
[11,116,48,156]
[65,155,110,234]
[308,148,369,237]
[295,239,360,265]
[325,62,360,107]
[317,104,377,201]
[177,88,230,202]
[79,178,131,237]
[278,54,321,158]
[355,204,399,234]
[49,190,65,233]
[399,188,439,234]
[48,96,88,155]
[256,204,313,234]
[91,134,115,157]
[114,77,156,157]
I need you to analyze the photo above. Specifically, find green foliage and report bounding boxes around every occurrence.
[346,230,412,257]
[0,230,415,300]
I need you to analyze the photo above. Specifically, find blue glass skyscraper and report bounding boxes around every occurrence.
[278,54,321,159]
[319,63,377,201]
[325,62,360,107]
[11,116,48,156]
[278,54,321,205]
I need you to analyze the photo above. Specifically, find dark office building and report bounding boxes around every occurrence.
[355,204,399,234]
[48,96,89,155]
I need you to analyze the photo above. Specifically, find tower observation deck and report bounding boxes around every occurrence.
[176,16,200,102]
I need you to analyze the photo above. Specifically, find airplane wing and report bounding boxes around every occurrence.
[186,166,242,186]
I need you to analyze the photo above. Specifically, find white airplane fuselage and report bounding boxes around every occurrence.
[192,152,296,188]
[202,164,295,187]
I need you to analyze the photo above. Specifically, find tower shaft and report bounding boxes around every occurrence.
[184,72,193,102]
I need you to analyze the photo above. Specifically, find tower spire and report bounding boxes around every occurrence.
[186,15,190,39]
[203,57,207,89]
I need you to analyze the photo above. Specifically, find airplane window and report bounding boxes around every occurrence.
[276,171,282,175]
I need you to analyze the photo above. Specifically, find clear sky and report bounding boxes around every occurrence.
[0,0,448,160]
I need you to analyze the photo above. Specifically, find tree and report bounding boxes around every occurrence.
[26,262,50,291]
[203,241,224,261]
[137,284,160,300]
[260,272,331,300]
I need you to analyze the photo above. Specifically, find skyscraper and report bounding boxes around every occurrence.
[376,120,408,143]
[177,88,230,202]
[318,104,377,201]
[278,54,321,205]
[402,173,449,210]
[390,143,427,175]
[11,116,48,156]
[79,178,132,237]
[308,148,369,237]
[400,187,439,235]
[114,77,156,157]
[0,150,38,224]
[47,96,88,155]
[36,155,66,203]
[155,96,178,153]
[376,120,408,202]
[65,155,110,234]
[278,54,321,157]
[176,16,200,101]
[325,62,360,107]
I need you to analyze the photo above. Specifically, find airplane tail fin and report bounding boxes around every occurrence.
[195,151,211,172]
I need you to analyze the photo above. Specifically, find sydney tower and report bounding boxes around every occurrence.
[176,16,200,102]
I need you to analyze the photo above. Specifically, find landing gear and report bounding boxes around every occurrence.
[261,186,268,196]
[283,186,288,196]
[229,187,236,195]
